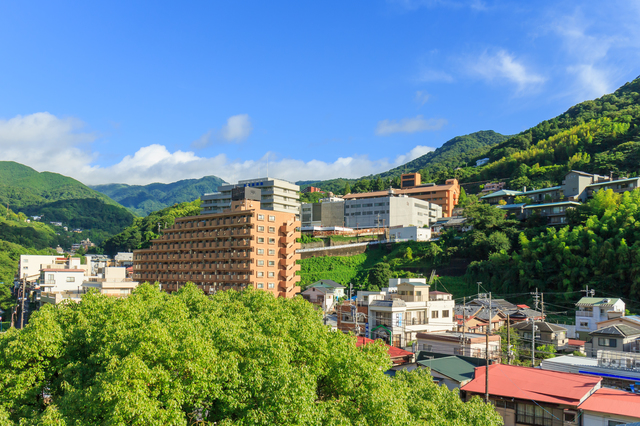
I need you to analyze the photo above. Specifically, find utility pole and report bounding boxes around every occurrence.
[530,318,537,367]
[485,292,491,404]
[541,293,544,319]
[531,288,540,312]
[507,313,511,365]
[477,282,481,298]
[462,296,466,356]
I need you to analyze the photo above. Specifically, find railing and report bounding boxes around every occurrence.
[576,310,593,317]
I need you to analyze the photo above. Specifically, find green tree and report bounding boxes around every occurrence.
[368,262,392,290]
[344,181,351,195]
[0,284,501,425]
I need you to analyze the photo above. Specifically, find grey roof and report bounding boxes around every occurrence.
[523,201,581,209]
[586,177,640,188]
[370,299,407,308]
[470,298,517,311]
[311,279,345,289]
[576,297,622,307]
[590,324,640,337]
[480,189,522,199]
[512,321,567,333]
[521,186,562,196]
[496,203,526,210]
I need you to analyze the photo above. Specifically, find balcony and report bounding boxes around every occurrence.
[576,310,593,317]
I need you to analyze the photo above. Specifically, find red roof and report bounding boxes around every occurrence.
[567,339,586,346]
[579,388,640,418]
[461,364,601,407]
[355,336,413,363]
[517,304,530,309]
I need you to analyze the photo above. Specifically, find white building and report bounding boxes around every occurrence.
[39,268,87,294]
[367,279,456,347]
[389,226,431,242]
[416,331,501,359]
[82,267,139,297]
[18,255,62,282]
[575,297,626,340]
[201,177,300,215]
[344,194,441,229]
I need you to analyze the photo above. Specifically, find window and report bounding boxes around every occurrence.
[268,227,275,233]
[516,403,553,426]
[580,321,589,327]
[257,214,264,220]
[564,412,576,423]
[598,338,617,348]
[268,249,275,255]
[257,272,264,278]
[268,215,276,222]
[608,421,625,426]
[268,238,275,244]
[442,310,449,318]
[422,344,432,351]
[257,260,264,266]
[257,226,264,232]
[268,260,275,266]
[257,237,264,243]
[66,277,75,282]
[257,249,264,255]
[268,272,275,278]
[120,289,130,295]
[268,282,275,289]
[257,283,264,289]
[431,311,439,319]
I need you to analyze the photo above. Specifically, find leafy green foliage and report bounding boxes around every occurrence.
[101,200,202,255]
[0,284,501,425]
[91,175,226,216]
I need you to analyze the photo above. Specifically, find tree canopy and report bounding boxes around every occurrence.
[0,284,502,425]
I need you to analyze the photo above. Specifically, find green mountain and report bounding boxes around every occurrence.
[91,175,226,216]
[298,130,509,194]
[101,199,202,256]
[0,162,134,244]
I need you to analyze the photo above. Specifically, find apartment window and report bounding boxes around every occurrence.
[598,338,617,347]
[257,272,264,278]
[268,272,275,278]
[257,237,264,243]
[268,227,275,233]
[442,310,449,318]
[66,277,75,282]
[257,260,264,266]
[258,226,265,232]
[268,215,276,222]
[268,260,275,266]
[268,282,275,289]
[268,249,275,255]
[257,283,264,289]
[431,311,439,319]
[257,249,264,255]
[268,238,275,244]
[257,214,264,220]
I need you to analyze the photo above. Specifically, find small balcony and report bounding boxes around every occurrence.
[576,310,593,317]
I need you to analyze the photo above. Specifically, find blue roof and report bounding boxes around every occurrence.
[586,177,640,188]
[521,186,562,196]
[497,203,526,210]
[524,201,581,209]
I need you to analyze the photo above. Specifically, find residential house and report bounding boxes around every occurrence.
[414,351,490,390]
[301,283,339,313]
[308,280,345,298]
[461,364,602,426]
[431,217,470,235]
[512,320,569,349]
[114,252,133,267]
[81,267,138,297]
[586,325,640,356]
[38,268,88,306]
[585,177,640,200]
[355,336,414,366]
[576,297,626,340]
[416,331,501,360]
[480,182,505,193]
[18,255,71,282]
[596,315,640,330]
[479,189,522,206]
[579,388,640,425]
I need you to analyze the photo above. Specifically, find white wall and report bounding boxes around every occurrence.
[18,255,59,282]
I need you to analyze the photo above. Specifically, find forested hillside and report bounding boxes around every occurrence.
[101,200,202,255]
[92,175,226,216]
[0,162,135,242]
[298,130,509,194]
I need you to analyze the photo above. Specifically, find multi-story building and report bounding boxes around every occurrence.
[416,331,501,359]
[18,255,66,282]
[344,194,441,229]
[201,177,300,216]
[133,191,301,298]
[343,174,460,218]
[301,199,345,228]
[575,297,626,340]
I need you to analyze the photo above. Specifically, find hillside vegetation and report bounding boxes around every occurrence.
[101,200,202,255]
[298,130,509,194]
[92,175,226,216]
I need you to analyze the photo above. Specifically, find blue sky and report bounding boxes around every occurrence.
[1,0,639,185]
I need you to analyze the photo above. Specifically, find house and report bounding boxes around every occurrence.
[355,336,414,366]
[480,182,506,193]
[586,325,640,356]
[576,297,626,340]
[416,331,501,360]
[81,267,138,297]
[541,350,640,390]
[415,355,482,390]
[367,280,456,347]
[301,284,339,313]
[431,217,470,235]
[461,364,602,426]
[307,279,345,298]
[596,315,640,330]
[479,189,522,206]
[579,388,640,425]
[512,320,569,349]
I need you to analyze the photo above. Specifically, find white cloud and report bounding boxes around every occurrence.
[221,114,252,142]
[415,91,431,105]
[418,68,454,83]
[0,112,436,186]
[389,0,487,11]
[468,50,545,93]
[376,115,447,136]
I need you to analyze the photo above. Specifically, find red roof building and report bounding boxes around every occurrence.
[579,388,640,424]
[461,364,601,425]
[355,336,414,365]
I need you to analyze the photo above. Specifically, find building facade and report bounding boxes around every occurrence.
[575,297,626,340]
[301,200,345,228]
[201,177,300,216]
[344,194,441,229]
[133,198,301,298]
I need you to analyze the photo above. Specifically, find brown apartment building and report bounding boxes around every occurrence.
[133,189,301,298]
[343,173,460,217]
